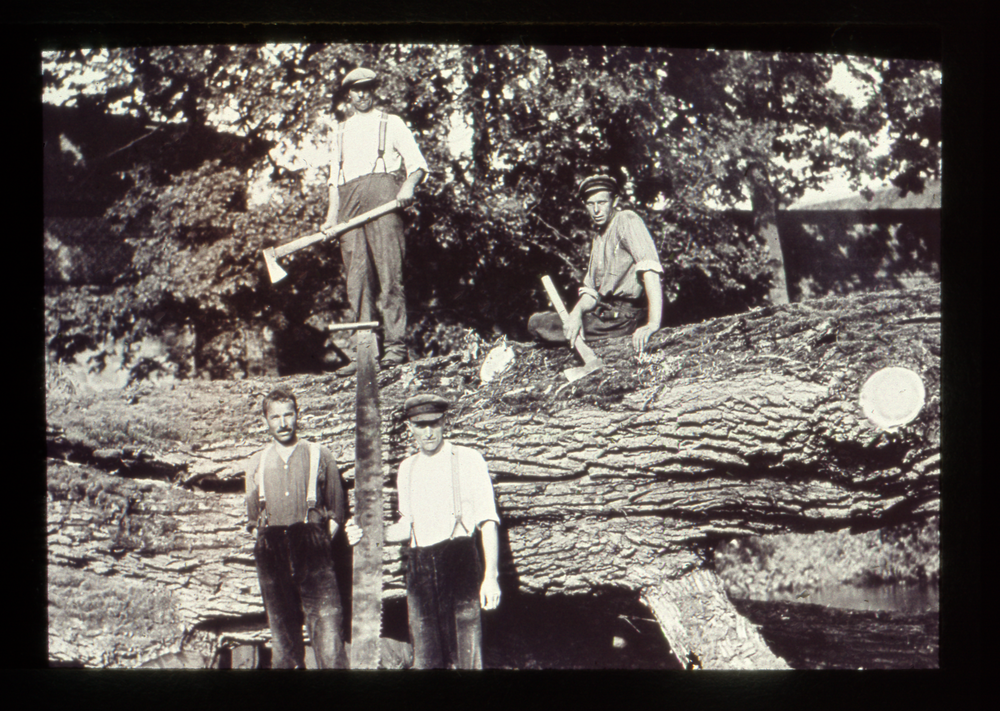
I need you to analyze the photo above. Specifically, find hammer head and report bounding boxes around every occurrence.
[563,357,603,382]
[262,247,288,284]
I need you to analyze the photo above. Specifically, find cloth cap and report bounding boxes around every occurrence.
[342,67,379,89]
[579,174,618,199]
[404,394,450,423]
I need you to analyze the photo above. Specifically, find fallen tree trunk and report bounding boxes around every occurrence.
[46,286,940,668]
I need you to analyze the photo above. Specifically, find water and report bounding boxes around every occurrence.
[767,582,939,614]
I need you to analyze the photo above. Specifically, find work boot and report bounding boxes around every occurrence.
[335,361,357,377]
[380,345,409,369]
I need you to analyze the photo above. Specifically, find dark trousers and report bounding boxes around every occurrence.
[527,300,646,344]
[338,172,407,358]
[405,536,484,669]
[254,523,348,669]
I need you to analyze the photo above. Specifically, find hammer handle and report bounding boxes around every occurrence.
[541,276,599,363]
[274,200,401,259]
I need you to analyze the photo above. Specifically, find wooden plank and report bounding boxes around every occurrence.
[349,329,384,669]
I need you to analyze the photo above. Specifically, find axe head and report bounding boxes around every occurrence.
[262,247,288,284]
[563,357,603,382]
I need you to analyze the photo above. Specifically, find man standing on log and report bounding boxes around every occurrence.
[321,67,429,375]
[528,173,664,353]
[384,393,502,669]
[245,387,358,669]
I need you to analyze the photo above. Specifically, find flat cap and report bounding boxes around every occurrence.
[403,394,450,423]
[342,67,379,89]
[578,174,618,199]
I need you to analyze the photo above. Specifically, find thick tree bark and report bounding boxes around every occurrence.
[46,286,940,668]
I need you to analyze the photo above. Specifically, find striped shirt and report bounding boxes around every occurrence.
[580,209,663,303]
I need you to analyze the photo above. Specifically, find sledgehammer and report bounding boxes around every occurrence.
[261,200,401,284]
[541,275,604,382]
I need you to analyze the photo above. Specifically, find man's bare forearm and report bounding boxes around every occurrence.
[480,521,499,580]
[323,185,340,229]
[643,271,663,329]
[396,168,425,205]
[572,292,598,317]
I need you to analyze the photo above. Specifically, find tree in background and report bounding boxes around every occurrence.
[42,44,940,380]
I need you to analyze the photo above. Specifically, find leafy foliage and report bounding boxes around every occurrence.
[42,44,941,378]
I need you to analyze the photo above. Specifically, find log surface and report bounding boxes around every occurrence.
[45,286,941,667]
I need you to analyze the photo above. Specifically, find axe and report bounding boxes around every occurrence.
[541,275,604,382]
[261,199,401,283]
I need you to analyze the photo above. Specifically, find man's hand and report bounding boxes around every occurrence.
[632,323,658,353]
[480,576,501,611]
[320,218,339,236]
[395,183,416,207]
[563,308,584,346]
[344,518,364,546]
[395,168,425,208]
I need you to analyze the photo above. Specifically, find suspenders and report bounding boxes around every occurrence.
[254,441,322,527]
[374,110,389,174]
[403,445,469,547]
[336,110,389,186]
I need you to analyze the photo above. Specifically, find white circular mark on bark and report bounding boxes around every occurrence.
[859,366,926,430]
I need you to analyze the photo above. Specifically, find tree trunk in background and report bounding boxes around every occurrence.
[747,163,790,305]
[46,286,940,668]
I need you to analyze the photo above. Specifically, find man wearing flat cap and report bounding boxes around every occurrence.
[321,67,429,374]
[528,173,664,353]
[381,393,501,668]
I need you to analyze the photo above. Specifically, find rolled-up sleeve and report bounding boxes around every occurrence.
[389,115,429,179]
[463,450,500,530]
[619,211,663,276]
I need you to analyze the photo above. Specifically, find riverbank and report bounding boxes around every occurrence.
[732,598,938,669]
[714,518,940,610]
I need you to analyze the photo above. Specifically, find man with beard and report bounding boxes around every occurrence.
[321,67,428,374]
[245,388,358,668]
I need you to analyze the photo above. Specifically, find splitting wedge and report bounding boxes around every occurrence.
[261,200,401,284]
[541,275,604,382]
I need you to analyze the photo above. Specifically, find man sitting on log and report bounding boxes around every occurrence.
[528,173,664,353]
[383,393,502,669]
[244,388,359,669]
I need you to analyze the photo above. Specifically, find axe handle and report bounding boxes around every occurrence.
[273,200,401,259]
[540,276,600,364]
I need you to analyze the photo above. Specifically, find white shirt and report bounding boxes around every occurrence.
[328,110,429,185]
[397,441,500,548]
